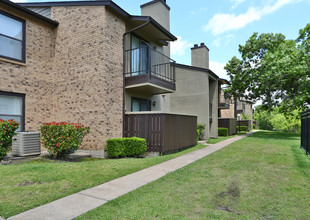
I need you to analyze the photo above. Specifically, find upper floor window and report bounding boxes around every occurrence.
[0,11,25,62]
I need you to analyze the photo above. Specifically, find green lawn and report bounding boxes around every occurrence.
[206,131,247,144]
[77,131,310,219]
[0,144,206,218]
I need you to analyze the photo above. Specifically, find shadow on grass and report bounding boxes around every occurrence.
[291,144,310,178]
[248,130,300,141]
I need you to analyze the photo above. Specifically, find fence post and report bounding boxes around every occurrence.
[301,109,310,155]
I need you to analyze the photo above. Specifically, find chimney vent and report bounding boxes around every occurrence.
[200,43,205,47]
[194,44,198,48]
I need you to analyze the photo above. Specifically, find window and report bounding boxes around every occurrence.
[0,10,25,62]
[131,98,151,112]
[0,92,25,131]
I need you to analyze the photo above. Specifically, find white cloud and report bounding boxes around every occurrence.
[170,36,193,57]
[209,61,229,80]
[212,34,234,47]
[190,8,208,16]
[204,0,300,35]
[231,0,246,9]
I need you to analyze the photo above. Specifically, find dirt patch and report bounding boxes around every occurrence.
[213,179,242,215]
[217,179,240,199]
[18,181,43,187]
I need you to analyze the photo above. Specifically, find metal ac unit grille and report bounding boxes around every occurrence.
[12,132,41,156]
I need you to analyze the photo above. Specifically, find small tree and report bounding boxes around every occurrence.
[197,123,205,140]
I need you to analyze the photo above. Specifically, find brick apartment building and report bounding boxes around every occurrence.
[0,0,220,153]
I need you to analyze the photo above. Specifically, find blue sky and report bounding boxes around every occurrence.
[13,0,310,79]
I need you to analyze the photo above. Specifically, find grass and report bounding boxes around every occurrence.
[206,131,247,144]
[0,144,206,218]
[77,131,310,219]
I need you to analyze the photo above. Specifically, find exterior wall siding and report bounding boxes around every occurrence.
[168,66,211,139]
[0,3,55,132]
[51,6,125,150]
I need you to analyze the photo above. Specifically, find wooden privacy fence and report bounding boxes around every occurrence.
[124,113,197,154]
[237,120,252,131]
[218,118,237,135]
[301,110,310,155]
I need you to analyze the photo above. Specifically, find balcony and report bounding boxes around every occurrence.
[236,101,245,114]
[124,45,176,95]
[218,93,230,109]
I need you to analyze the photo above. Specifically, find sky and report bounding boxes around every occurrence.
[13,0,310,80]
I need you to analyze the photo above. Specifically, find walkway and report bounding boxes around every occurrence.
[8,131,257,220]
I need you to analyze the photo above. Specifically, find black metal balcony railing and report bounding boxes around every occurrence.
[124,45,176,84]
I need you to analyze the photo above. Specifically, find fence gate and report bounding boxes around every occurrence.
[301,110,310,155]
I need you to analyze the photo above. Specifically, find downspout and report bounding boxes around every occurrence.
[122,19,151,137]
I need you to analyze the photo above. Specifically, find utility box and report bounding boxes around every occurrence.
[12,132,41,156]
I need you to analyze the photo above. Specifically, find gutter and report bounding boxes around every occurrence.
[122,19,151,137]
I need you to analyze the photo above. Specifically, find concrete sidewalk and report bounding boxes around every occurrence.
[8,131,257,220]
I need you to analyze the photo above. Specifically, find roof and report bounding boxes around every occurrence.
[1,0,59,26]
[219,78,230,85]
[172,63,219,80]
[18,0,176,41]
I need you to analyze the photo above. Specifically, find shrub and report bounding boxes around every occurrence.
[106,137,147,158]
[197,123,205,140]
[218,127,228,136]
[0,119,19,159]
[197,129,200,141]
[253,124,257,129]
[40,122,90,159]
[238,126,248,132]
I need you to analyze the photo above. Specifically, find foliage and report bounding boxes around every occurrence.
[254,106,273,130]
[0,119,19,159]
[218,127,228,136]
[253,124,257,129]
[225,24,310,113]
[241,113,251,120]
[197,123,205,140]
[238,126,248,132]
[254,106,301,133]
[106,137,147,158]
[40,122,90,159]
[197,129,200,141]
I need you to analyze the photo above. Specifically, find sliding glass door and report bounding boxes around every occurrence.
[131,35,148,76]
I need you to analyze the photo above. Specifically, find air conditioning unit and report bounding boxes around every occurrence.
[12,132,41,156]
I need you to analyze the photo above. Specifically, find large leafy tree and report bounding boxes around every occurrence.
[225,24,310,112]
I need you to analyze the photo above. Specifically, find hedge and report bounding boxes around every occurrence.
[218,127,228,136]
[238,126,248,132]
[0,119,19,159]
[106,137,147,158]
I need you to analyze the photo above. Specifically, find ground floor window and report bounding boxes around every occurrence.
[131,97,151,112]
[0,91,25,131]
